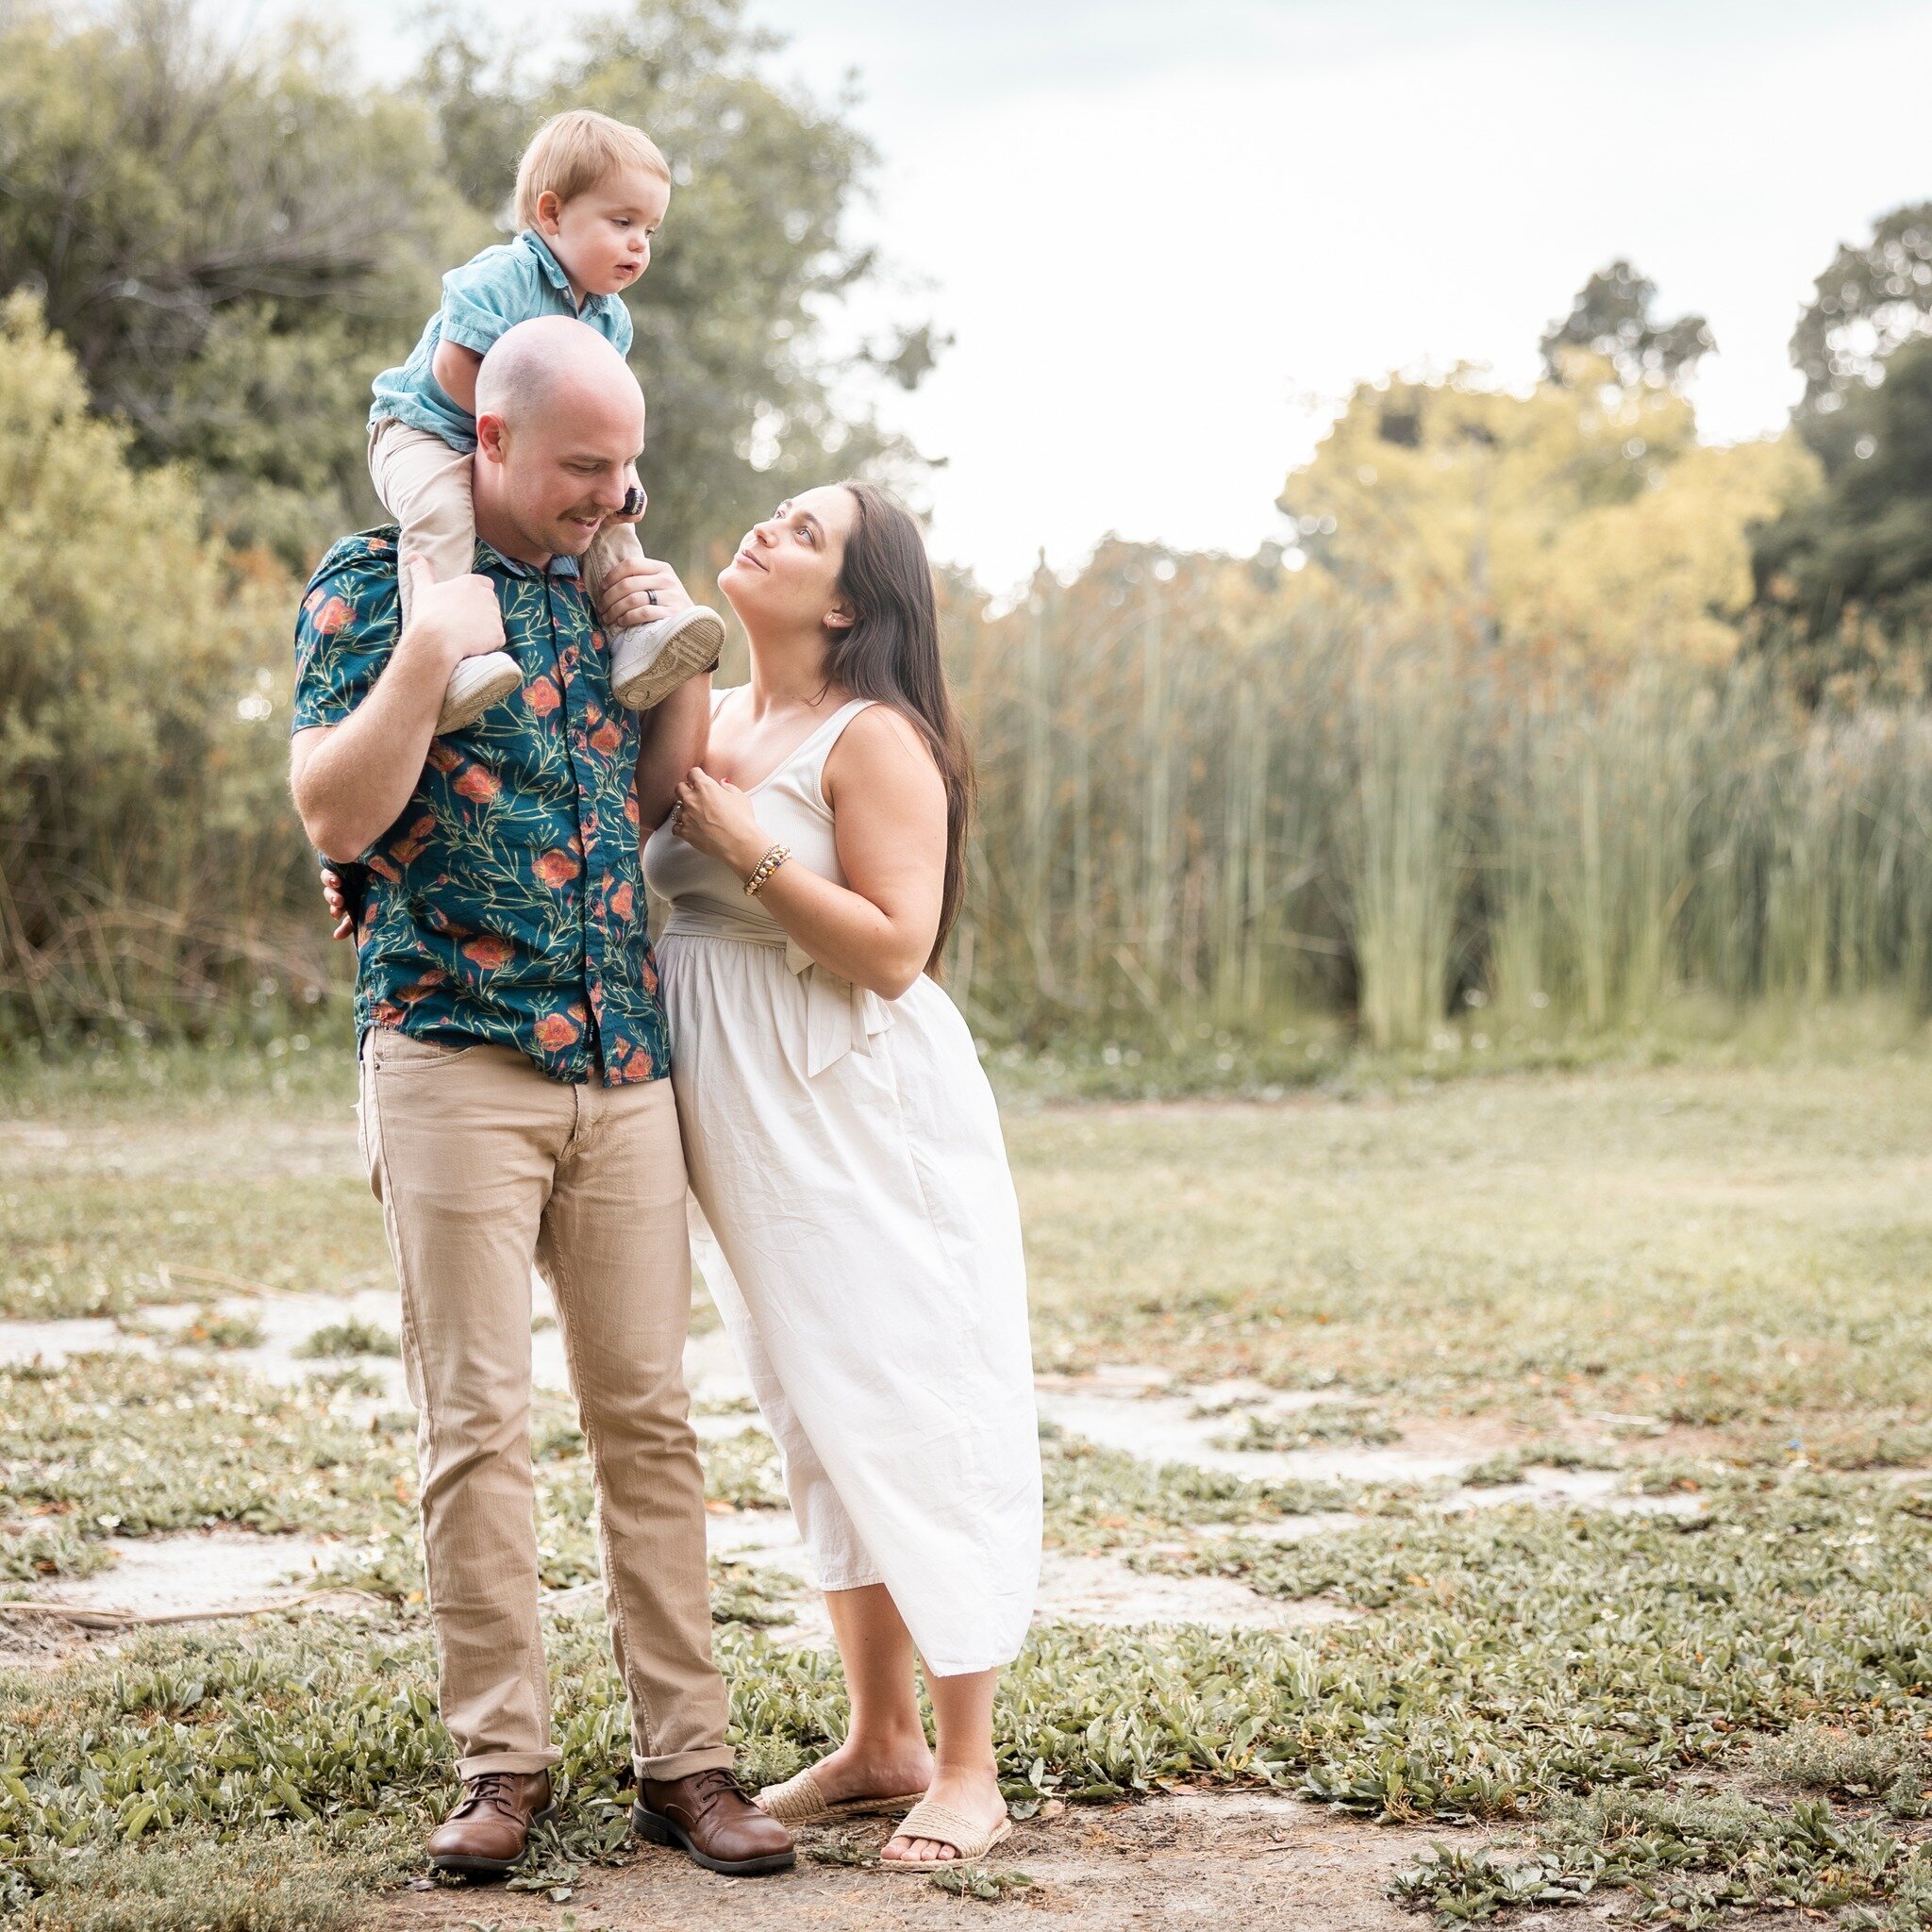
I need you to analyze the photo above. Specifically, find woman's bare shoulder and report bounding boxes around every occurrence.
[824,702,941,799]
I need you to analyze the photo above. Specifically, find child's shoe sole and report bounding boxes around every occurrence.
[610,608,725,711]
[437,651,523,735]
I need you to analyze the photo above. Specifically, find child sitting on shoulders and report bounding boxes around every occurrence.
[368,108,724,734]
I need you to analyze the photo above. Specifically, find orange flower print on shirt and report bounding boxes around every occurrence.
[525,675,561,717]
[454,764,502,803]
[534,1011,581,1050]
[392,813,437,863]
[534,848,581,889]
[305,592,355,635]
[461,934,514,971]
[590,716,625,756]
[608,881,635,921]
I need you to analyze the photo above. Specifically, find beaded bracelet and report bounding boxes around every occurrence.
[743,843,791,896]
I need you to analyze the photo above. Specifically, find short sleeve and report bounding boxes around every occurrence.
[604,298,634,360]
[292,551,401,732]
[438,250,531,357]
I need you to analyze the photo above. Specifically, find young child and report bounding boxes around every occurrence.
[368,108,724,734]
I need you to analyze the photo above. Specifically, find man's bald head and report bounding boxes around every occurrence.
[475,315,645,434]
[470,317,648,567]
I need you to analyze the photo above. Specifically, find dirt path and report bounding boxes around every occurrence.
[372,1791,1463,1931]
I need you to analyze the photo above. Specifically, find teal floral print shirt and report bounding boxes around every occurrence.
[291,526,667,1088]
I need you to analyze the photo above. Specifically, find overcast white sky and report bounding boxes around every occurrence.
[273,0,1932,591]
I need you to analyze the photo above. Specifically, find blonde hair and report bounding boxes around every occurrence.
[513,110,671,231]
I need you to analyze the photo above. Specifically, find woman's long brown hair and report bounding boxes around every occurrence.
[822,482,974,974]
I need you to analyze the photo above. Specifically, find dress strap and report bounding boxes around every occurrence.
[797,698,877,804]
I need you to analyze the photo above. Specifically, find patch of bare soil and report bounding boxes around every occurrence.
[369,1790,1472,1932]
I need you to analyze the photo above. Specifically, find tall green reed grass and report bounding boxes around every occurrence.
[947,553,1932,1052]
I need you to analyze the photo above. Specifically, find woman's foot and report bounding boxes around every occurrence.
[774,1733,933,1811]
[881,1763,1007,1866]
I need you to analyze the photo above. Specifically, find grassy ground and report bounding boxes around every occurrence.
[5,1039,1932,1926]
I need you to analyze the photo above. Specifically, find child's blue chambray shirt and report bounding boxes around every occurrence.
[369,230,635,453]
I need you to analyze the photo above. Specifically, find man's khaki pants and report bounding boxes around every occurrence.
[358,1027,730,1781]
[369,416,646,625]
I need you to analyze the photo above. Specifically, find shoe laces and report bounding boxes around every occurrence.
[682,1767,749,1820]
[462,1771,525,1814]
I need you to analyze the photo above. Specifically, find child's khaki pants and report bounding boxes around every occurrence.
[358,1026,731,1781]
[369,417,646,626]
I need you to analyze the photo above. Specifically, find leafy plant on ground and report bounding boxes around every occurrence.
[293,1318,398,1359]
[0,1357,417,1559]
[927,1863,1035,1900]
[701,1428,789,1511]
[1040,1427,1357,1552]
[1210,1404,1401,1453]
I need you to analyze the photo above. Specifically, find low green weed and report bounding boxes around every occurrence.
[293,1318,398,1359]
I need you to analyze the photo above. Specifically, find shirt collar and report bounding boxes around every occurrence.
[517,229,616,322]
[473,537,581,582]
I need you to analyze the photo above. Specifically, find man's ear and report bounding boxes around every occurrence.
[475,413,509,465]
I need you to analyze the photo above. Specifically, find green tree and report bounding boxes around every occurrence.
[1749,335,1932,700]
[0,0,934,574]
[1540,260,1714,389]
[415,0,934,575]
[0,294,310,1041]
[1790,201,1932,425]
[0,0,465,562]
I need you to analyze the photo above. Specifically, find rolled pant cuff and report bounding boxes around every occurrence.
[457,1747,562,1779]
[634,1744,737,1784]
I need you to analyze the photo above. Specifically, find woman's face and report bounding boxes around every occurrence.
[717,485,858,636]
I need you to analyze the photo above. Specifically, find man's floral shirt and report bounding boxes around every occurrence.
[292,526,667,1087]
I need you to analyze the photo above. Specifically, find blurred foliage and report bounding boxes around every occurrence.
[1746,203,1932,697]
[1540,258,1714,390]
[0,292,319,1044]
[0,0,930,573]
[1791,199,1932,423]
[0,0,464,562]
[1277,354,1813,665]
[1751,338,1932,703]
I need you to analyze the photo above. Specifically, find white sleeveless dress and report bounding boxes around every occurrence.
[643,692,1041,1675]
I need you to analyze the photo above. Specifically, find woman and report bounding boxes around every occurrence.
[645,482,1040,1867]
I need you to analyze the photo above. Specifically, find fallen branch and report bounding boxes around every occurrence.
[0,1588,387,1631]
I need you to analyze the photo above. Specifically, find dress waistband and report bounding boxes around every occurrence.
[659,911,894,1076]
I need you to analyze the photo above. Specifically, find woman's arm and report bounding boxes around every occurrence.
[637,673,710,835]
[431,339,484,417]
[672,707,945,1001]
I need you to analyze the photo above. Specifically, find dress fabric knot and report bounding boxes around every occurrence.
[784,937,895,1077]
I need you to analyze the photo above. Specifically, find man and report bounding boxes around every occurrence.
[290,316,793,1880]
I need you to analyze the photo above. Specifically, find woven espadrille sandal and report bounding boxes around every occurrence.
[879,1796,1014,1869]
[754,1764,928,1826]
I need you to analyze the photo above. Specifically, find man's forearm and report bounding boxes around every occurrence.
[635,673,711,834]
[291,633,453,862]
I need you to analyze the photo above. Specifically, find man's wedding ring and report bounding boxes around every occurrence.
[645,589,658,606]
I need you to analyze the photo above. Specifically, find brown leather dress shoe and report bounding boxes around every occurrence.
[426,1769,556,1876]
[633,1766,796,1875]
